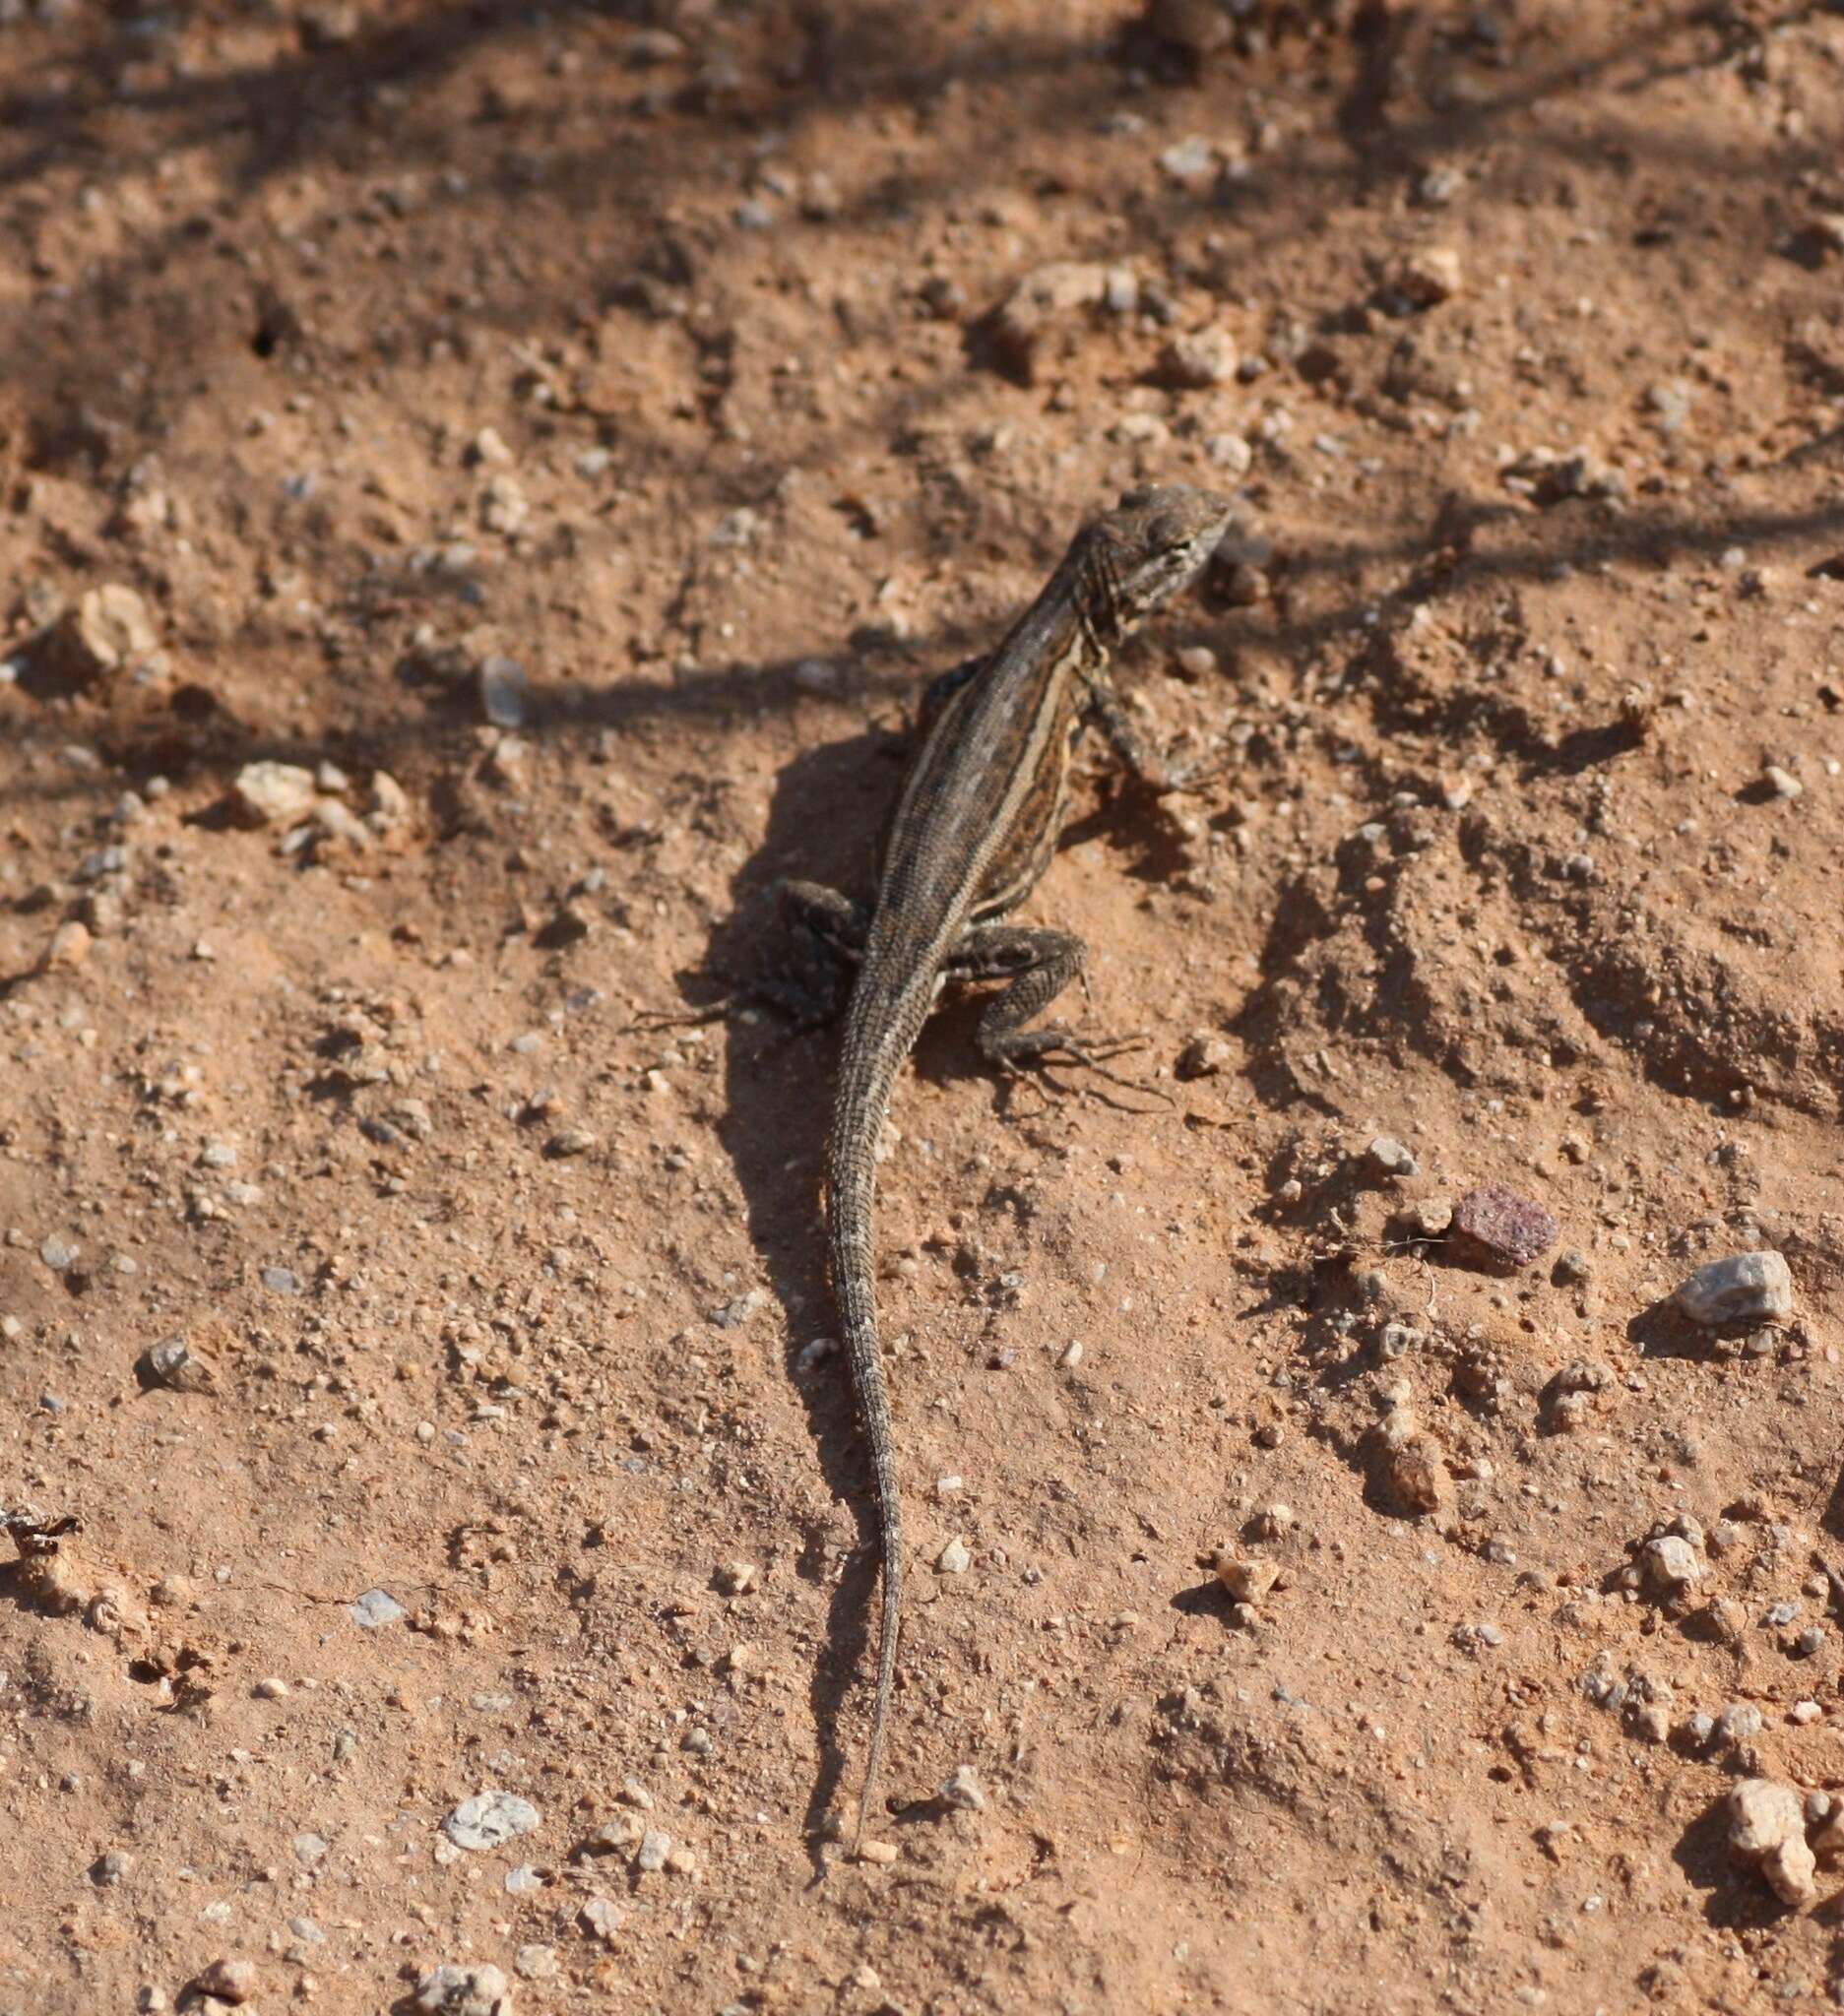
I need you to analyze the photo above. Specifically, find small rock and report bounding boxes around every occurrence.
[1367,1135,1418,1178]
[857,1838,898,1864]
[1216,1555,1280,1603]
[53,584,159,684]
[1763,764,1803,800]
[1718,1701,1765,1743]
[513,1944,556,1982]
[1144,0,1234,57]
[413,1962,514,2015]
[1728,1778,1817,1906]
[1383,1433,1451,1514]
[231,761,318,828]
[545,1128,597,1159]
[567,1896,617,1945]
[369,770,412,831]
[1176,1035,1232,1080]
[715,1560,758,1596]
[479,473,529,535]
[1676,1251,1794,1328]
[1392,245,1463,307]
[635,1827,672,1872]
[42,919,92,972]
[465,426,513,468]
[189,1957,259,2005]
[939,1764,986,1811]
[936,1536,972,1575]
[292,1832,328,1866]
[140,1336,215,1394]
[253,1675,289,1700]
[478,656,529,728]
[1159,326,1239,389]
[443,1790,540,1852]
[1411,1195,1453,1236]
[1644,1535,1701,1592]
[39,1234,79,1273]
[349,1588,406,1629]
[987,262,1122,382]
[1451,1184,1558,1269]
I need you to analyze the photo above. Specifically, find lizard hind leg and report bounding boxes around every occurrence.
[761,879,869,1029]
[949,922,1149,1087]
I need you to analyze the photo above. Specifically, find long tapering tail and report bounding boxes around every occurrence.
[825,992,916,1851]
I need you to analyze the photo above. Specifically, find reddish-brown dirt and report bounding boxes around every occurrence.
[4,2,1844,2010]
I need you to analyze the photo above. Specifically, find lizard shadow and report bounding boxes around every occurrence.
[698,673,1212,1872]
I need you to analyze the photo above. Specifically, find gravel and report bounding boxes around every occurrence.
[936,1536,972,1574]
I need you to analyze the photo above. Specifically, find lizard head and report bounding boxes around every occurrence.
[1081,483,1237,635]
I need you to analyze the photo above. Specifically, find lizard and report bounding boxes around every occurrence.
[777,482,1237,1848]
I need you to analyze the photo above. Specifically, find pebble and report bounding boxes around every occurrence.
[1392,245,1463,306]
[857,1838,898,1864]
[635,1827,672,1872]
[478,656,529,727]
[465,426,513,467]
[253,1675,290,1699]
[140,1336,214,1393]
[504,1863,542,1895]
[1216,1555,1280,1603]
[1157,135,1216,184]
[1728,1778,1816,1906]
[479,473,529,535]
[1205,432,1253,474]
[988,262,1123,382]
[53,584,158,684]
[1176,1035,1232,1080]
[349,1588,406,1629]
[261,1265,301,1293]
[1675,1251,1794,1328]
[1763,764,1803,799]
[188,1957,259,2005]
[1451,1184,1558,1269]
[513,1946,556,1982]
[939,1764,987,1811]
[232,760,319,827]
[1411,1196,1453,1236]
[1383,1431,1451,1514]
[545,1128,597,1159]
[1159,326,1239,389]
[715,1560,758,1596]
[292,1832,328,1865]
[579,1896,622,1942]
[1367,1135,1418,1178]
[1718,1702,1764,1743]
[39,1234,79,1273]
[42,919,92,971]
[413,1962,514,2014]
[935,1536,972,1575]
[444,1790,540,1852]
[1644,1535,1701,1592]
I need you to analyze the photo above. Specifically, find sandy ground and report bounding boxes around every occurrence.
[4,1,1844,2010]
